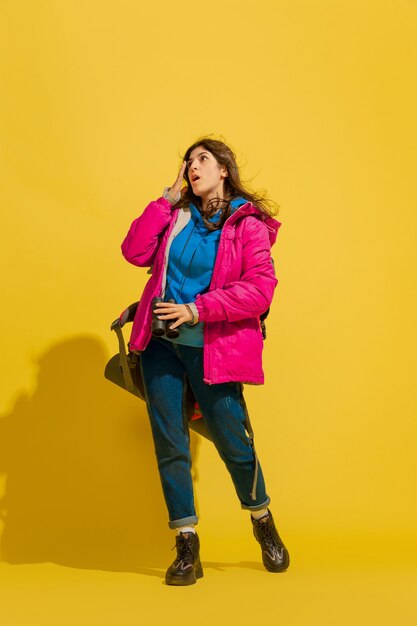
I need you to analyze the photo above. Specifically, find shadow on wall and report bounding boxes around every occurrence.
[0,336,201,575]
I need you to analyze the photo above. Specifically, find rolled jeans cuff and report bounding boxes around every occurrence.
[240,496,271,512]
[168,515,199,530]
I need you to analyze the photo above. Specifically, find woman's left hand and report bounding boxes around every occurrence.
[153,302,193,330]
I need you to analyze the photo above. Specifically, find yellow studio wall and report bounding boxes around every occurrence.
[1,0,417,574]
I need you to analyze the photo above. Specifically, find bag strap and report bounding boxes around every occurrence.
[110,318,135,393]
[238,384,260,501]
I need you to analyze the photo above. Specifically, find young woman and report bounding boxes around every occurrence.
[121,138,289,585]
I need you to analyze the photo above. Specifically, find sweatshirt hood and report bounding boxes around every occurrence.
[189,196,248,227]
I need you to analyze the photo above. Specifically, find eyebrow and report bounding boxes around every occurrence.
[187,151,209,164]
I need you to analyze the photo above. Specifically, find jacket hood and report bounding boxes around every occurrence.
[225,201,281,246]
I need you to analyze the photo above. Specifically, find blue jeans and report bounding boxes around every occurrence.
[140,337,270,529]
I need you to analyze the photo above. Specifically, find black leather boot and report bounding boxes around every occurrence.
[251,509,290,572]
[165,532,204,586]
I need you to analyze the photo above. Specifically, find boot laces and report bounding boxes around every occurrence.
[172,534,194,565]
[259,519,280,549]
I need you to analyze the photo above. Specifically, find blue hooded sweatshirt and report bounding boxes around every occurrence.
[163,197,247,346]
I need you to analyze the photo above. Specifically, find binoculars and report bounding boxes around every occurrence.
[151,297,180,339]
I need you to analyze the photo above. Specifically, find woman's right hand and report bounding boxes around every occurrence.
[169,161,187,198]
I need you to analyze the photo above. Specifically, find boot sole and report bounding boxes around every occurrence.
[263,552,290,573]
[263,560,290,573]
[165,561,204,586]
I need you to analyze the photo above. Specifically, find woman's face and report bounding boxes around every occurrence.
[186,146,228,199]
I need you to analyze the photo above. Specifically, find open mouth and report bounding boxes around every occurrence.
[191,175,201,183]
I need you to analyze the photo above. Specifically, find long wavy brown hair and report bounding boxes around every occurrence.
[174,137,280,230]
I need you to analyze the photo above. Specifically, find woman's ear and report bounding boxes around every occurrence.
[220,165,228,179]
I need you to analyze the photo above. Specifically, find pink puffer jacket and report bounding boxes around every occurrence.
[121,196,281,384]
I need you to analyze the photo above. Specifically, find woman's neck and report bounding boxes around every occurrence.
[200,192,229,213]
[199,180,227,212]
